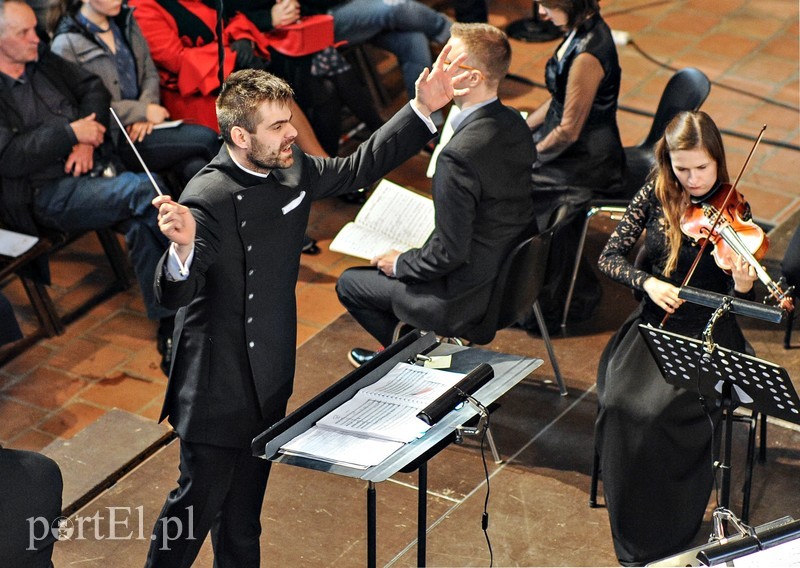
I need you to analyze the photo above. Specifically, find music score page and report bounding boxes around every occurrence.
[280,362,465,468]
[329,179,435,260]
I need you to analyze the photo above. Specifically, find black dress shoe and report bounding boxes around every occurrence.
[159,337,173,376]
[338,189,368,205]
[301,235,320,255]
[347,347,378,368]
[157,316,175,376]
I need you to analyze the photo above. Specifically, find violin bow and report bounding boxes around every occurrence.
[109,107,163,196]
[659,125,767,328]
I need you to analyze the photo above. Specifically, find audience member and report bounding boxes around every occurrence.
[337,22,537,364]
[23,0,51,37]
[0,445,63,568]
[0,0,175,371]
[129,0,341,250]
[300,0,452,124]
[226,0,386,158]
[595,111,757,564]
[144,48,466,565]
[49,0,221,194]
[129,0,326,151]
[523,0,624,333]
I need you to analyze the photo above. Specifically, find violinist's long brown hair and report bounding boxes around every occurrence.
[653,110,729,275]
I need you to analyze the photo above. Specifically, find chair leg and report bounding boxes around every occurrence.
[456,418,502,464]
[95,229,133,290]
[484,425,502,464]
[533,300,568,396]
[758,412,767,463]
[561,207,596,333]
[589,446,601,508]
[785,308,795,349]
[20,276,64,336]
[740,411,758,525]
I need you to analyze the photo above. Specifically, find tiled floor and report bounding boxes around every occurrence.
[1,0,799,565]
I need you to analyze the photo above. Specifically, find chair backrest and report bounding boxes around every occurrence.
[639,67,711,150]
[463,205,569,345]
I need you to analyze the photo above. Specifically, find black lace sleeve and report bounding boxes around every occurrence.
[597,182,656,291]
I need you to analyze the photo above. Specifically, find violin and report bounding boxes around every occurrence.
[680,182,768,272]
[679,183,794,312]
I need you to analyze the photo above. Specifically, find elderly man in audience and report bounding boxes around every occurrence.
[0,0,175,372]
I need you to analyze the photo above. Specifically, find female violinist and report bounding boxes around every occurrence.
[595,110,758,565]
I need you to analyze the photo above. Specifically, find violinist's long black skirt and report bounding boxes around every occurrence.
[595,306,746,566]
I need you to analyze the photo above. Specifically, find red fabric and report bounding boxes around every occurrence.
[223,13,273,58]
[268,15,334,56]
[160,88,219,133]
[130,0,237,97]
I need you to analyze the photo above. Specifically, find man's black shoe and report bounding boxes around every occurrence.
[157,316,174,376]
[338,189,368,205]
[347,347,378,368]
[159,337,173,376]
[301,235,320,255]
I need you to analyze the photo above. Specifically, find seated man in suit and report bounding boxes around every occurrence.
[336,22,537,366]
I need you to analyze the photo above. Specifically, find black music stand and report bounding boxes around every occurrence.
[507,1,562,43]
[251,330,542,567]
[639,314,800,528]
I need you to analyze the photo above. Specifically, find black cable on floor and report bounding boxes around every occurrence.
[479,415,493,567]
[627,39,800,114]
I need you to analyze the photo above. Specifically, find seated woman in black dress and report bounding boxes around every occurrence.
[523,0,625,332]
[595,110,758,565]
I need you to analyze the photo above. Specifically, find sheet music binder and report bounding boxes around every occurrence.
[639,324,800,425]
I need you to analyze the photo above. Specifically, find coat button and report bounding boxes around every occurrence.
[247,244,252,251]
[237,194,243,201]
[247,317,253,324]
[248,269,254,276]
[249,341,255,348]
[248,293,254,300]
[241,220,247,227]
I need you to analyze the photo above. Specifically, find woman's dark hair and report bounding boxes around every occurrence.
[538,0,599,29]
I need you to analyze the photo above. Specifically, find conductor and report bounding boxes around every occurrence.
[145,50,469,566]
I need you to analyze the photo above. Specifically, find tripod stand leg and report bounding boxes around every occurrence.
[720,406,734,511]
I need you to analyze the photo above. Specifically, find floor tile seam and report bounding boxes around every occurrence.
[0,393,107,445]
[385,477,461,504]
[383,387,598,566]
[6,427,57,448]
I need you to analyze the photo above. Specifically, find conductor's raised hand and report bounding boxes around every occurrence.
[412,44,471,118]
[153,195,195,256]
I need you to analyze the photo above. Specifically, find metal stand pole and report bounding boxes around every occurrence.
[367,481,376,568]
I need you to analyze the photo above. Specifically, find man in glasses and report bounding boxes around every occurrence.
[337,22,539,365]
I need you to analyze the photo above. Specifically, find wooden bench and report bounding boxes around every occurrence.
[0,228,133,365]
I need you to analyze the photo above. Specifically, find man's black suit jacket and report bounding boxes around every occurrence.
[392,99,537,336]
[154,104,433,448]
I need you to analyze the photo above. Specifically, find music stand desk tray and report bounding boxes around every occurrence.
[639,324,800,425]
[252,332,542,482]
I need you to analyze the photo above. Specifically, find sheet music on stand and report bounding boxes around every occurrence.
[639,325,800,425]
